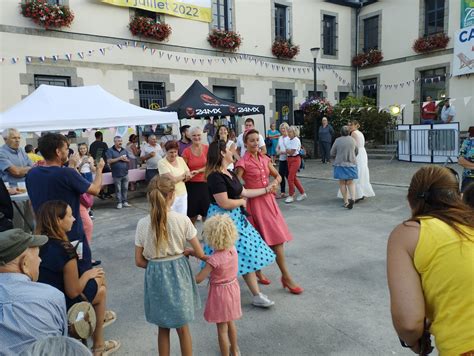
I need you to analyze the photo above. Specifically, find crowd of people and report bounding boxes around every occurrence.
[0,119,473,355]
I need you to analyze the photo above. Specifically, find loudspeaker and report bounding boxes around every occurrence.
[294,110,304,125]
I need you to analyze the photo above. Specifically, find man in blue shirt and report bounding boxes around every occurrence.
[106,136,130,209]
[0,229,67,355]
[0,128,32,185]
[25,133,105,271]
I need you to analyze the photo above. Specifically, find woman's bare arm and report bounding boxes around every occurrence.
[387,222,425,351]
[135,246,148,269]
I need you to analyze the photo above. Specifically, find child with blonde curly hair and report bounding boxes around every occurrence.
[195,214,242,356]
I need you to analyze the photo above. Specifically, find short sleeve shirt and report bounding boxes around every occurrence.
[0,144,33,185]
[135,211,197,259]
[235,153,271,189]
[25,166,91,268]
[277,136,289,160]
[158,157,189,196]
[207,171,243,203]
[440,105,456,122]
[38,239,78,297]
[105,146,129,178]
[236,133,265,156]
[459,138,474,178]
[286,137,301,156]
[182,145,209,182]
[140,144,163,170]
[207,247,238,284]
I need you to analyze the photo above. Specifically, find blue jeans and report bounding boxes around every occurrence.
[145,169,158,183]
[113,175,129,203]
[461,177,474,193]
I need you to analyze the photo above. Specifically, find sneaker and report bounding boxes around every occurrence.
[116,203,122,209]
[122,202,131,207]
[252,293,275,308]
[285,196,295,204]
[296,193,307,201]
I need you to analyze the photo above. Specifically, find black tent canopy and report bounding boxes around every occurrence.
[159,80,265,119]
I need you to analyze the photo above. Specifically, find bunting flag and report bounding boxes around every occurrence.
[77,52,84,59]
[151,48,156,55]
[65,53,72,61]
[25,56,32,63]
[99,48,106,55]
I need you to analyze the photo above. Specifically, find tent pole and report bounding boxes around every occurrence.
[263,114,267,138]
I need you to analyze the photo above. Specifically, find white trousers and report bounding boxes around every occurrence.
[171,194,188,216]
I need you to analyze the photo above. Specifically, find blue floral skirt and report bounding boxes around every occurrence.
[144,255,201,328]
[203,204,276,276]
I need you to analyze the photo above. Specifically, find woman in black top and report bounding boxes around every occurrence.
[204,140,276,308]
[36,200,120,355]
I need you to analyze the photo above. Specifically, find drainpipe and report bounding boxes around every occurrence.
[355,1,363,97]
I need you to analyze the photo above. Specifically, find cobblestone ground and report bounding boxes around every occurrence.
[91,159,449,355]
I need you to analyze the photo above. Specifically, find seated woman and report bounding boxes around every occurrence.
[35,200,120,356]
[387,166,474,355]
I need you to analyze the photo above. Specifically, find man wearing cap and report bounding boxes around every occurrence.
[0,229,67,355]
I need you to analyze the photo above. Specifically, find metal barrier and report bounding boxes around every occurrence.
[385,124,460,163]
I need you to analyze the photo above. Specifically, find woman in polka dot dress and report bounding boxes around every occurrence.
[204,140,276,308]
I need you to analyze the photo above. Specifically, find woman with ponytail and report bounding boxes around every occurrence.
[387,166,474,355]
[135,176,205,356]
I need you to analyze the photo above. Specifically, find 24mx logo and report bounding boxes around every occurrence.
[238,107,261,113]
[195,108,222,115]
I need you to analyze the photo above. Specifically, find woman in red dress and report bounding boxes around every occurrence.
[235,129,303,294]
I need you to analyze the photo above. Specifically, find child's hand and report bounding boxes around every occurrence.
[184,248,194,257]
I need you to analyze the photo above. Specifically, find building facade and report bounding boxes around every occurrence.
[0,0,472,138]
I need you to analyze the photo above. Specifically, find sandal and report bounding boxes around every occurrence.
[92,340,121,355]
[103,310,117,328]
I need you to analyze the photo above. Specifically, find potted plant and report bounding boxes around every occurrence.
[129,16,172,42]
[207,29,242,51]
[413,33,450,53]
[271,38,300,59]
[352,49,383,68]
[20,0,74,29]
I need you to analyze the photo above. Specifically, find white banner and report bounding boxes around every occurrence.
[453,25,474,76]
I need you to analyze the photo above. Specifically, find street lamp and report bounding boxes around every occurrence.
[310,47,320,159]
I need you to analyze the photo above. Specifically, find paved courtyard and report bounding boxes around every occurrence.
[90,160,453,355]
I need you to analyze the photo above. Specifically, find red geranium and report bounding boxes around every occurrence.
[413,33,450,53]
[272,39,299,59]
[207,29,242,51]
[129,16,172,42]
[20,0,74,29]
[352,49,383,68]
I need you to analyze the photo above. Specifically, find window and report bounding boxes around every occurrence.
[34,75,70,88]
[420,68,446,101]
[139,82,166,110]
[339,92,349,102]
[424,0,444,36]
[275,89,293,125]
[323,15,337,56]
[275,4,288,40]
[308,90,323,99]
[363,16,379,52]
[47,0,61,4]
[213,86,236,102]
[362,78,378,105]
[135,8,159,22]
[212,0,233,31]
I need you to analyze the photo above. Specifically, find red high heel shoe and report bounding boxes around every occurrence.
[257,274,271,285]
[281,277,304,294]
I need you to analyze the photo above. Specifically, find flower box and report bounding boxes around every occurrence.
[271,39,300,59]
[20,0,74,29]
[352,49,383,68]
[207,29,242,52]
[413,33,450,53]
[129,16,172,42]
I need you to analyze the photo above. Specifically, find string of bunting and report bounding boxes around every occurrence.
[1,40,471,91]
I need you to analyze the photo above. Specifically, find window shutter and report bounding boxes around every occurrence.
[286,6,291,39]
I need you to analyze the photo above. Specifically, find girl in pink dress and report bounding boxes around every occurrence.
[235,129,303,295]
[195,214,241,356]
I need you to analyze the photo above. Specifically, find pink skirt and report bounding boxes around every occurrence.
[246,194,293,246]
[204,279,242,323]
[79,204,93,243]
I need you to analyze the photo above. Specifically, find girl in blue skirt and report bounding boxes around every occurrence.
[135,175,205,356]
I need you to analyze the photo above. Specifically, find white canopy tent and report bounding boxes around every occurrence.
[0,85,178,132]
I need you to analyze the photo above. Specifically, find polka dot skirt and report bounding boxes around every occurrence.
[203,204,276,276]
